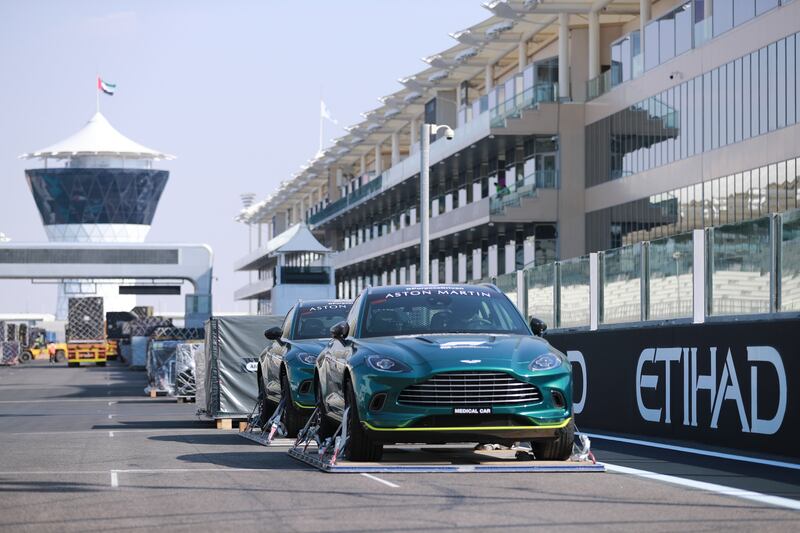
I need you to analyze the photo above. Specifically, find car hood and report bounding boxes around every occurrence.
[355,334,560,372]
[292,339,330,355]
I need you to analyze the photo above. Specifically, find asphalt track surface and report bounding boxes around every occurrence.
[0,361,798,532]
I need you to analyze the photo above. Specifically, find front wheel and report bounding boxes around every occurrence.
[314,376,338,442]
[280,372,305,437]
[532,420,575,461]
[344,380,383,462]
[55,350,66,363]
[20,352,32,363]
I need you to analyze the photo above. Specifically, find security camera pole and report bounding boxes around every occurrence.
[419,123,454,284]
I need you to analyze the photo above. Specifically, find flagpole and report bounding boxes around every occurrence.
[96,75,100,113]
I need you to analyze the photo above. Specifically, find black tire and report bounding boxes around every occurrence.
[67,362,78,368]
[314,375,338,442]
[533,419,575,461]
[344,379,383,462]
[55,350,66,363]
[96,361,106,367]
[280,371,305,438]
[20,352,32,363]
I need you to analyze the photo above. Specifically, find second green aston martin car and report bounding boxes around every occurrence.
[314,284,574,461]
[258,299,352,436]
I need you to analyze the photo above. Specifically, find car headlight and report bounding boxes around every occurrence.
[528,352,561,371]
[366,355,411,373]
[297,353,317,365]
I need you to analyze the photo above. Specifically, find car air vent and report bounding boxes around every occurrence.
[398,371,541,406]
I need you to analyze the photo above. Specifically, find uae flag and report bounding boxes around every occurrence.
[98,77,116,95]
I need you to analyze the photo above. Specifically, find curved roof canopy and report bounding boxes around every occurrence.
[20,112,175,161]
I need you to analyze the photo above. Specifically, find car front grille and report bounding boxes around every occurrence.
[397,371,541,407]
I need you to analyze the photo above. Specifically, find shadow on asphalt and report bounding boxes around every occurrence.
[0,480,103,493]
[93,419,209,430]
[174,451,305,470]
[149,433,254,446]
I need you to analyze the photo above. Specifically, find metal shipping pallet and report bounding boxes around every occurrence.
[287,445,605,473]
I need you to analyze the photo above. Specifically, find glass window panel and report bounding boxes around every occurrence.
[710,217,771,316]
[734,58,743,142]
[621,38,632,82]
[790,158,798,210]
[727,61,735,145]
[720,176,728,225]
[759,47,768,134]
[751,51,760,137]
[694,0,709,46]
[526,264,555,327]
[660,12,676,63]
[650,233,693,320]
[680,82,688,159]
[667,88,675,163]
[777,39,786,129]
[695,183,704,228]
[558,257,590,328]
[777,161,787,212]
[655,96,663,167]
[703,72,712,150]
[602,244,642,324]
[768,43,777,131]
[755,0,779,15]
[713,0,734,36]
[743,54,751,139]
[733,0,755,26]
[676,4,692,55]
[787,34,796,125]
[695,77,704,154]
[631,30,643,78]
[719,64,728,147]
[704,181,714,226]
[687,79,695,156]
[768,164,778,213]
[712,68,720,149]
[781,209,800,312]
[645,20,660,70]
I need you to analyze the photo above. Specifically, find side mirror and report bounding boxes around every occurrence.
[530,317,547,337]
[330,321,350,341]
[264,327,282,341]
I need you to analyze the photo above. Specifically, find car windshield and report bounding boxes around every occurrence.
[293,303,352,340]
[360,287,529,338]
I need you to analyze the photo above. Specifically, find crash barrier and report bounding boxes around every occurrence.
[197,315,282,421]
[489,208,800,329]
[282,407,603,474]
[546,317,799,460]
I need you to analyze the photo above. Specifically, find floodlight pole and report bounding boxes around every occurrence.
[419,123,453,284]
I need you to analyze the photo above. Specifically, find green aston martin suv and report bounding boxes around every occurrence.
[314,284,574,461]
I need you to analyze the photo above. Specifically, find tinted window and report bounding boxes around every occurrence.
[293,302,352,340]
[360,287,529,338]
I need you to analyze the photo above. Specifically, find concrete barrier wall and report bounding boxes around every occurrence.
[546,317,800,460]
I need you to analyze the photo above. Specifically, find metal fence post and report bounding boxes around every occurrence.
[516,269,528,318]
[640,242,649,322]
[692,229,706,324]
[771,213,781,313]
[554,262,561,329]
[589,253,599,331]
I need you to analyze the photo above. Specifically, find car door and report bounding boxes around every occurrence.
[325,295,361,417]
[266,307,293,401]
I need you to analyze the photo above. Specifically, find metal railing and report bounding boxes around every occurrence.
[308,175,383,226]
[489,83,558,128]
[490,208,800,330]
[489,169,559,215]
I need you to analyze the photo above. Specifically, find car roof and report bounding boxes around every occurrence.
[363,284,502,296]
[296,299,353,309]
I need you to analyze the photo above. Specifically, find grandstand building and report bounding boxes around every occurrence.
[236,0,800,308]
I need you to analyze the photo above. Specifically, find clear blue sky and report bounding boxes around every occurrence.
[0,0,488,314]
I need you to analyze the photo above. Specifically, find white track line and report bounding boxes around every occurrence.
[587,433,800,471]
[110,471,118,488]
[360,473,400,488]
[604,463,800,511]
